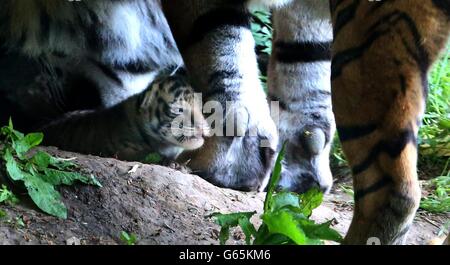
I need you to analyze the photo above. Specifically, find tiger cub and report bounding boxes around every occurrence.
[41,68,210,162]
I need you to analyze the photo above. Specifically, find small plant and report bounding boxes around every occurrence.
[142,152,163,164]
[0,184,19,205]
[251,9,273,55]
[120,231,138,245]
[0,119,102,219]
[420,173,450,213]
[420,45,450,160]
[212,145,343,245]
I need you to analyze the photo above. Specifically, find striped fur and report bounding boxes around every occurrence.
[164,0,279,191]
[265,0,449,244]
[268,0,335,194]
[329,0,450,244]
[40,68,209,161]
[1,0,449,245]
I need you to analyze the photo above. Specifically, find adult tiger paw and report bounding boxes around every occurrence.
[177,93,279,192]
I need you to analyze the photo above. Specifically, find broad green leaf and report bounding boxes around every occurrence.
[299,188,323,217]
[4,148,26,181]
[42,168,102,187]
[254,224,293,245]
[262,209,306,245]
[1,121,102,219]
[270,192,300,212]
[297,219,343,243]
[13,132,43,158]
[24,173,67,219]
[31,151,52,170]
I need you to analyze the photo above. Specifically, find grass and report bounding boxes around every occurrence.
[418,47,450,213]
[419,46,450,173]
[420,174,450,213]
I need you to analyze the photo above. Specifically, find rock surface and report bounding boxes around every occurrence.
[0,147,447,245]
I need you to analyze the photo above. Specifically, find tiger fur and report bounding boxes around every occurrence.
[0,0,449,245]
[40,67,210,161]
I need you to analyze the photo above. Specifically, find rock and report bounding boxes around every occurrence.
[0,147,447,245]
[66,237,81,245]
[0,147,265,245]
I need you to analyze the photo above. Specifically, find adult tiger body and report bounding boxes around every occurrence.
[0,0,449,244]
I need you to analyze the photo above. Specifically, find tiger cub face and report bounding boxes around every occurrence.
[139,70,210,152]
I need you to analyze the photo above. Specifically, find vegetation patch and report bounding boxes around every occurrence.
[212,145,342,245]
[0,119,101,219]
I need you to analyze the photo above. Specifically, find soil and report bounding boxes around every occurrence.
[0,147,448,245]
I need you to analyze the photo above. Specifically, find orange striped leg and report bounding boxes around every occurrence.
[330,0,450,244]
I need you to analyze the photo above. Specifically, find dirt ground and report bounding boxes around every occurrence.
[0,147,448,245]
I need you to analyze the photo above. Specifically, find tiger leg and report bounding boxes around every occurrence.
[268,0,335,193]
[330,0,450,244]
[163,1,279,191]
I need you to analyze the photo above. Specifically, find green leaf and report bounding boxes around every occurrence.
[15,217,25,228]
[13,132,43,159]
[212,211,256,245]
[24,173,68,219]
[142,153,163,164]
[297,219,343,243]
[270,192,300,212]
[31,151,52,170]
[261,209,307,245]
[42,168,102,187]
[48,157,79,171]
[0,209,7,218]
[257,233,293,245]
[120,231,138,245]
[1,118,24,140]
[439,119,450,129]
[254,224,293,245]
[0,185,19,205]
[4,148,26,181]
[238,216,257,245]
[298,188,323,217]
[212,211,256,227]
[264,143,286,212]
[219,226,230,245]
[1,121,102,219]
